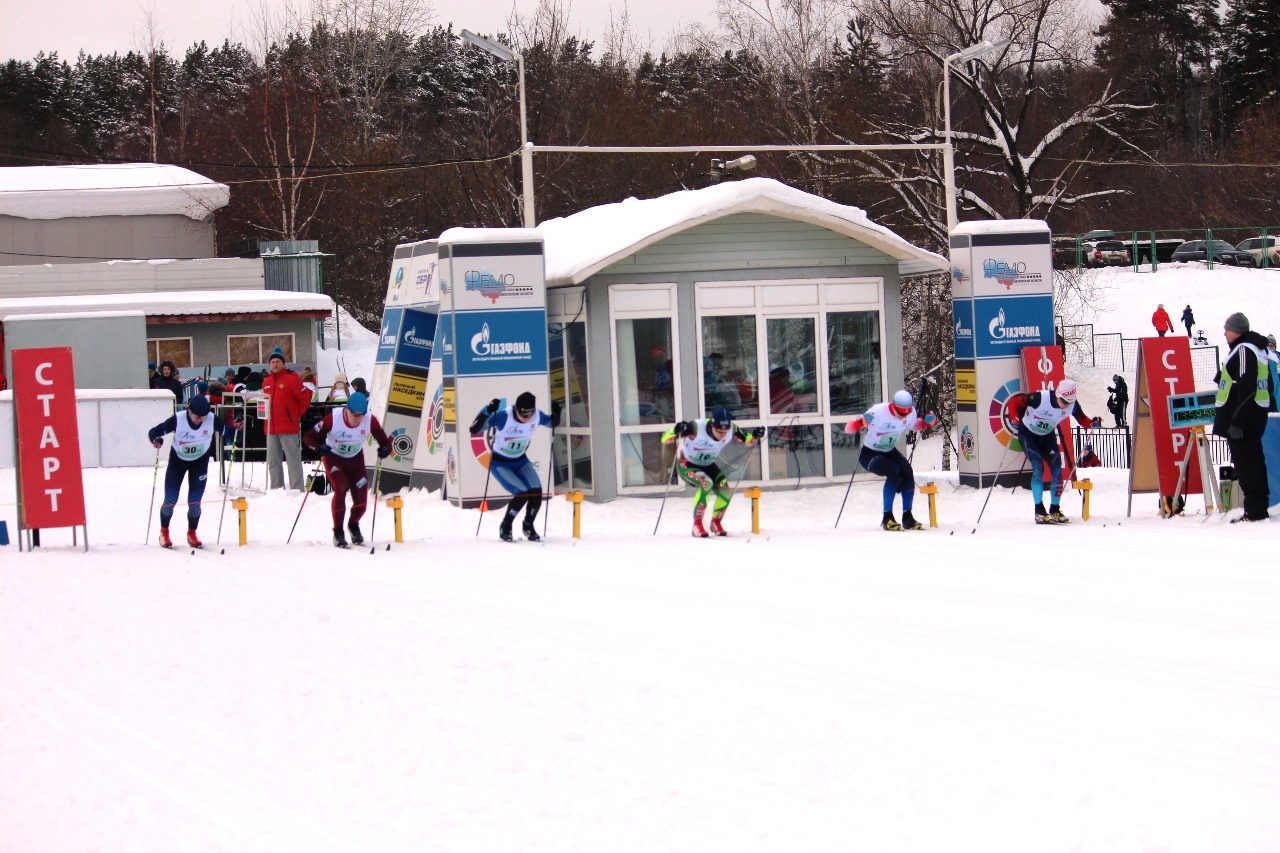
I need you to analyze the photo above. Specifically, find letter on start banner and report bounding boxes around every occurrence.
[12,347,87,529]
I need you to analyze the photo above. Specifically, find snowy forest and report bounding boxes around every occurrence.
[1,0,1278,324]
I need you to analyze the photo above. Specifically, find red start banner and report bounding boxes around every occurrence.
[1020,345,1075,481]
[1141,336,1201,495]
[12,348,87,529]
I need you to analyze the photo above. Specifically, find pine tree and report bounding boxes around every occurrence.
[1218,0,1280,118]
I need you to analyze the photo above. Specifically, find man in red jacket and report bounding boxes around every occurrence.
[1152,304,1174,337]
[263,346,314,491]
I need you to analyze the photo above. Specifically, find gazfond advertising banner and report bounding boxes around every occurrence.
[950,221,1053,486]
[375,307,403,364]
[437,233,550,508]
[396,308,438,372]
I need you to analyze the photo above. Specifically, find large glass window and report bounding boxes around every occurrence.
[552,435,593,490]
[147,338,193,368]
[619,432,676,487]
[701,315,758,419]
[827,311,882,415]
[229,334,294,365]
[550,322,589,428]
[766,317,818,415]
[767,424,826,480]
[615,318,674,426]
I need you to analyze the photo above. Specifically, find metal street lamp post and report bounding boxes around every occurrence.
[460,30,535,227]
[943,39,1010,234]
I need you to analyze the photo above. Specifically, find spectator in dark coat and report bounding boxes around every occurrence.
[1181,305,1195,338]
[1106,374,1129,428]
[1078,444,1103,468]
[1214,312,1272,522]
[152,360,183,402]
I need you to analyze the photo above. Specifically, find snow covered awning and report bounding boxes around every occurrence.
[1,289,333,324]
[535,177,948,284]
[0,163,230,221]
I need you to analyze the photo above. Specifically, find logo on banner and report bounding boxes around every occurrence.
[403,325,433,348]
[988,379,1025,451]
[952,266,968,286]
[446,447,457,483]
[416,261,436,295]
[380,318,397,347]
[959,424,975,461]
[426,384,446,455]
[955,317,972,341]
[394,266,405,288]
[464,268,533,303]
[470,323,532,359]
[988,307,1042,343]
[386,427,414,462]
[982,258,1045,290]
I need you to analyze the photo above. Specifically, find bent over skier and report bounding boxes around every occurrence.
[469,391,554,542]
[146,395,241,548]
[1013,379,1094,524]
[662,406,762,537]
[845,389,936,530]
[303,391,392,548]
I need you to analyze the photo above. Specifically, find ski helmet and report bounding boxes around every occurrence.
[1056,379,1078,404]
[187,395,210,417]
[515,391,537,414]
[346,391,369,415]
[710,406,732,430]
[892,389,914,411]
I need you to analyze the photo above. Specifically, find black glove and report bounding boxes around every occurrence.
[1228,425,1244,440]
[551,401,563,423]
[486,398,501,414]
[316,442,332,456]
[377,445,392,459]
[227,417,244,431]
[468,413,488,435]
[751,426,765,439]
[675,421,697,438]
[151,437,164,449]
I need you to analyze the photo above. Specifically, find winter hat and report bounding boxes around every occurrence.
[148,361,156,371]
[196,380,209,394]
[1085,443,1094,453]
[515,391,537,414]
[269,346,286,364]
[345,391,369,415]
[710,406,732,429]
[333,371,347,384]
[1268,334,1277,347]
[1057,379,1078,404]
[187,396,211,417]
[892,389,914,411]
[1224,312,1250,334]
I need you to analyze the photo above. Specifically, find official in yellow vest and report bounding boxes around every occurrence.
[1214,312,1272,522]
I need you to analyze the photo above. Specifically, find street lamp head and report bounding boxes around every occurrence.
[724,155,757,173]
[460,29,517,62]
[948,38,1011,65]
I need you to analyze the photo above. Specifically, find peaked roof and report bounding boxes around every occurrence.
[0,163,229,221]
[536,177,948,285]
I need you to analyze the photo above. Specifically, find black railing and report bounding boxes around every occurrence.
[1070,426,1232,469]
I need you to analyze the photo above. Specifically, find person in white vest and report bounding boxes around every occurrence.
[661,406,763,538]
[303,392,393,548]
[1012,379,1095,524]
[146,395,242,549]
[469,391,555,542]
[844,389,937,531]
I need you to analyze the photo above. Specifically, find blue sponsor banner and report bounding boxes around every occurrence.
[973,295,1055,359]
[953,297,975,360]
[394,307,437,371]
[376,307,404,364]
[453,309,548,377]
[436,319,455,377]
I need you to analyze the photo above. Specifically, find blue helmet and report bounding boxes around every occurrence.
[346,391,369,415]
[710,406,732,429]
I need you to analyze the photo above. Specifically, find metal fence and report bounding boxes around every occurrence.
[1059,323,1095,366]
[1070,426,1232,469]
[1061,324,1220,385]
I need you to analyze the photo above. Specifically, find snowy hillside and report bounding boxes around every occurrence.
[1,262,1278,852]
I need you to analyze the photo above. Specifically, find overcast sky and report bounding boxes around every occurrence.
[0,0,720,63]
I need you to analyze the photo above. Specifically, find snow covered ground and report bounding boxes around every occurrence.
[2,264,1278,852]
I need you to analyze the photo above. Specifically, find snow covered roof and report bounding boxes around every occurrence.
[0,164,230,221]
[953,219,1050,237]
[535,177,948,284]
[0,289,332,320]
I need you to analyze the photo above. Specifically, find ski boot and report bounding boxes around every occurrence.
[1047,506,1070,524]
[158,528,173,549]
[333,528,350,549]
[692,505,709,538]
[186,529,203,549]
[1034,504,1056,525]
[347,521,365,546]
[901,511,925,530]
[523,517,541,542]
[708,512,728,537]
[881,512,903,531]
[499,513,516,542]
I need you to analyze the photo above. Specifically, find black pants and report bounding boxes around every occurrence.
[1228,434,1271,519]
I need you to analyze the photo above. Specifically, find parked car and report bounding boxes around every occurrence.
[1236,236,1280,267]
[1051,236,1080,270]
[1081,239,1131,267]
[1170,240,1257,267]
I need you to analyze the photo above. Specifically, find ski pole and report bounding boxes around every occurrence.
[971,443,1023,532]
[287,456,328,544]
[834,444,863,529]
[541,432,555,541]
[145,442,162,544]
[215,423,241,547]
[908,376,930,465]
[367,459,383,552]
[652,438,683,535]
[475,454,494,537]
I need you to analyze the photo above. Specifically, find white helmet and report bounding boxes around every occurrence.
[892,389,914,411]
[1056,379,1078,404]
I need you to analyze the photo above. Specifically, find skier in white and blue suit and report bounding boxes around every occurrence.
[1012,378,1094,525]
[146,395,241,549]
[469,391,554,542]
[844,389,936,531]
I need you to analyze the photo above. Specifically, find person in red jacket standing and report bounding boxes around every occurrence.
[263,346,315,491]
[1152,304,1174,337]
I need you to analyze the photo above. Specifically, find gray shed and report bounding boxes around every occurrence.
[535,178,948,501]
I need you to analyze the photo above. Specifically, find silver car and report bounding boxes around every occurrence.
[1236,236,1280,268]
[1081,239,1131,267]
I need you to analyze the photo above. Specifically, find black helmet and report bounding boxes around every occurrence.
[710,406,732,429]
